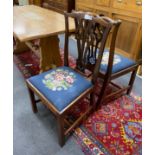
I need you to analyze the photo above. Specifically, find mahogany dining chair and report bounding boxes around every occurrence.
[85,15,141,106]
[26,11,116,146]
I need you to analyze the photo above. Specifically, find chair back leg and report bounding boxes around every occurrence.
[127,67,138,95]
[96,77,110,107]
[90,92,96,111]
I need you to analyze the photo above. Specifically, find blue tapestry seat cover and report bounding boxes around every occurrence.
[28,66,93,112]
[99,49,136,74]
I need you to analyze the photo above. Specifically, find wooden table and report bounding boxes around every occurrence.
[13,5,74,72]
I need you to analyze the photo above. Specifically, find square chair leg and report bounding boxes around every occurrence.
[127,69,138,95]
[28,87,38,113]
[57,116,65,147]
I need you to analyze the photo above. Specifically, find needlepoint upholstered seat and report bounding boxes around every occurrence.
[26,11,118,146]
[28,66,93,112]
[99,49,136,74]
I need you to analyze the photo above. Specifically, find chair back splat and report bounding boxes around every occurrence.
[64,12,116,84]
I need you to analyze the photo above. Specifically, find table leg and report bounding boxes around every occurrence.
[39,35,62,72]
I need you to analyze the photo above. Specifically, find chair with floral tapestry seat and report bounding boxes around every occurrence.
[26,11,116,147]
[92,17,142,106]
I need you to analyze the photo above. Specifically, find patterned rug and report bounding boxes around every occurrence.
[13,49,76,78]
[13,50,142,155]
[73,95,142,155]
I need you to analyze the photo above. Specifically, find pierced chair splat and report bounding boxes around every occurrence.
[26,11,114,146]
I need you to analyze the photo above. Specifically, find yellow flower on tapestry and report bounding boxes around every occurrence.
[101,52,121,65]
[42,69,76,91]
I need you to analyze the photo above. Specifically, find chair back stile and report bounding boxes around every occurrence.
[96,20,122,106]
[64,14,70,67]
[104,20,121,79]
[64,12,115,84]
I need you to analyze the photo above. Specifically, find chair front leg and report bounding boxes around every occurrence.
[57,116,65,147]
[28,88,38,113]
[127,68,138,95]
